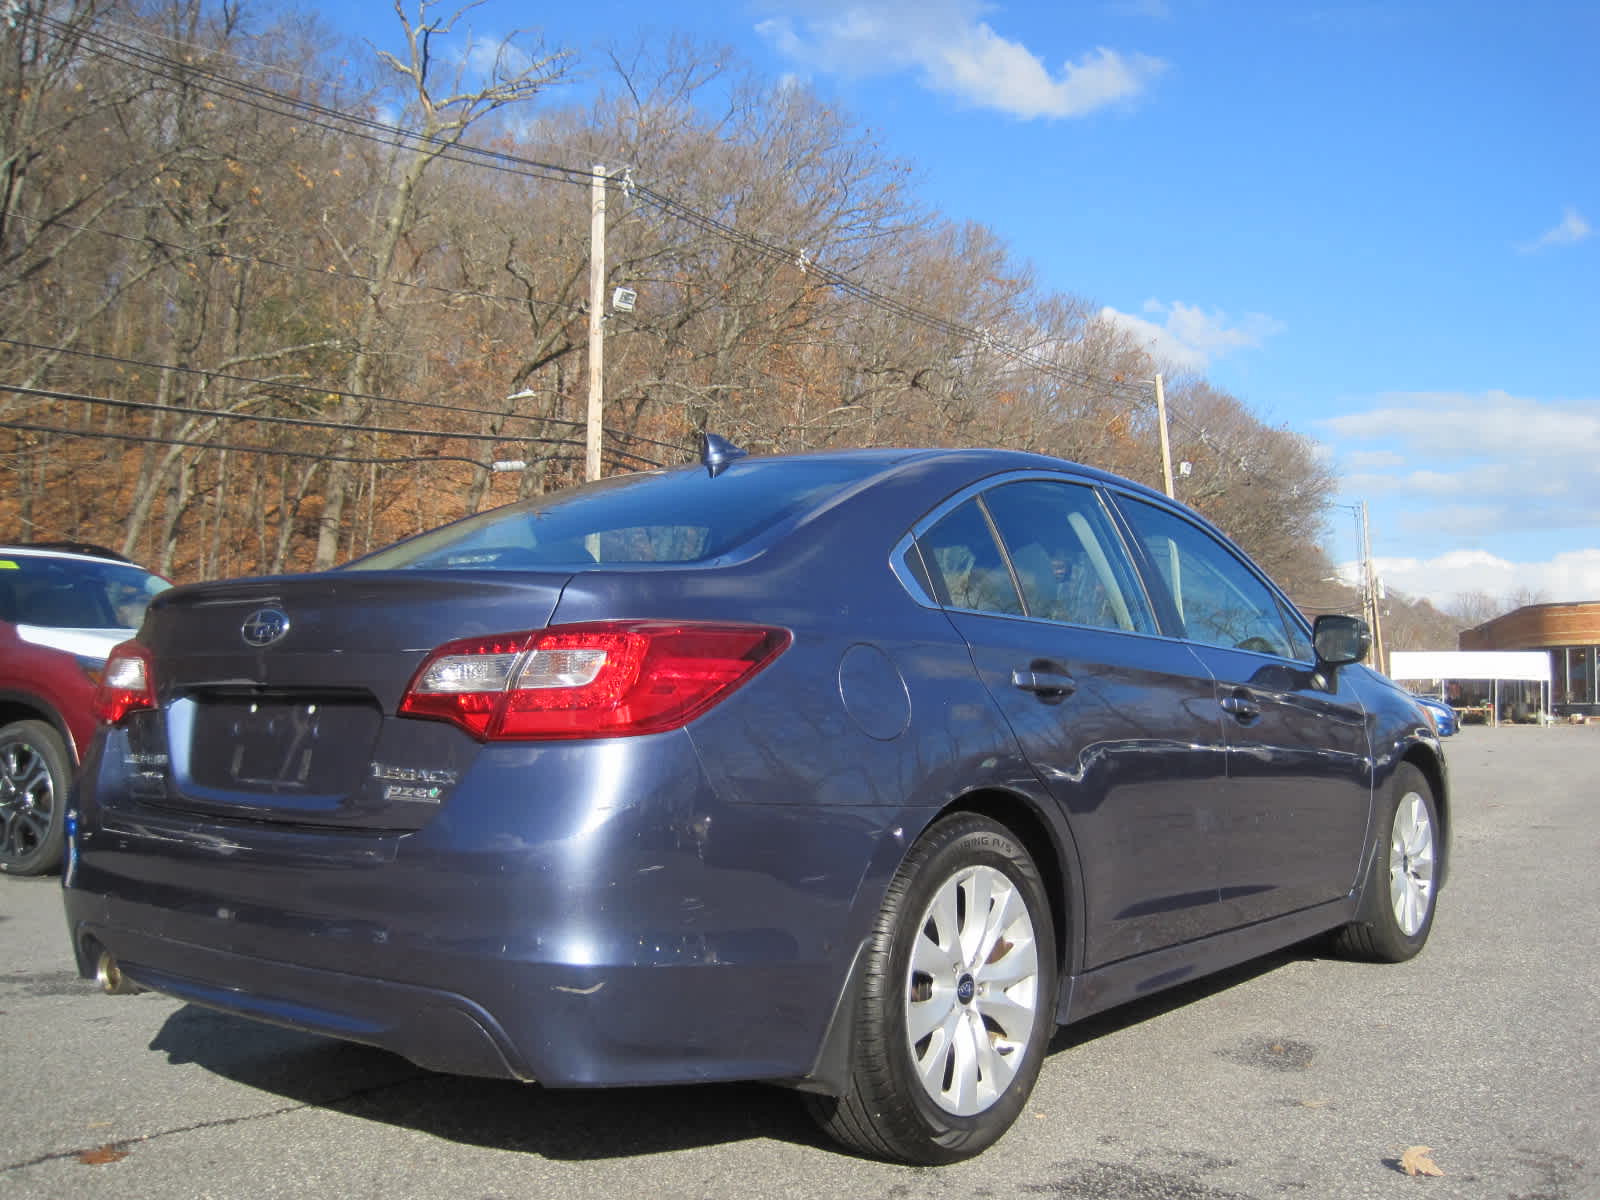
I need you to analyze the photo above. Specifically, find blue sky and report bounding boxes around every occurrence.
[311,1,1598,610]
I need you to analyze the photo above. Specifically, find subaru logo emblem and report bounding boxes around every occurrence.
[241,608,291,648]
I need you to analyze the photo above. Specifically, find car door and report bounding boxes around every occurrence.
[1111,495,1372,926]
[913,476,1232,968]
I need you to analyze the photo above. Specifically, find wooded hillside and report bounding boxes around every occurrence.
[3,0,1368,612]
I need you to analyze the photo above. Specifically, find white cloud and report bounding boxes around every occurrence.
[455,32,558,84]
[1323,390,1600,607]
[1097,300,1286,370]
[1323,391,1600,466]
[1518,205,1592,253]
[1342,464,1520,501]
[1353,548,1600,610]
[1342,449,1407,472]
[756,18,805,59]
[755,1,1166,120]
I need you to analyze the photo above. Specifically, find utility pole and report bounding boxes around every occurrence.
[1360,500,1387,674]
[586,163,607,482]
[1154,373,1175,499]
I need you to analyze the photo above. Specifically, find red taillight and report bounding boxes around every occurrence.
[399,621,791,741]
[95,641,157,724]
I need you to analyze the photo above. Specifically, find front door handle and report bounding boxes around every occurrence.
[1012,666,1077,701]
[1220,692,1261,721]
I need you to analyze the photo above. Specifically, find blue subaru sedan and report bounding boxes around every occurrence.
[65,445,1447,1163]
[1410,693,1459,737]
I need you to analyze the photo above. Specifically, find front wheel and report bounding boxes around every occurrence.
[0,720,72,876]
[808,813,1059,1164]
[1333,763,1439,962]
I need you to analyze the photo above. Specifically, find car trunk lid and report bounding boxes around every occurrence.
[121,571,569,830]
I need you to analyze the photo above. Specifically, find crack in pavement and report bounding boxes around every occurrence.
[0,1071,430,1175]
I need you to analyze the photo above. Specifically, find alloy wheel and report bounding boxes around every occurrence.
[1388,789,1436,937]
[904,863,1042,1116]
[0,740,55,863]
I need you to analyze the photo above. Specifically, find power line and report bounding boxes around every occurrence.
[0,415,648,474]
[630,175,1157,402]
[0,338,681,456]
[0,380,671,467]
[1,207,589,318]
[35,13,598,189]
[32,14,1310,499]
[33,11,1160,411]
[0,416,530,468]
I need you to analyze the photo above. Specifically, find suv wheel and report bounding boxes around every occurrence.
[0,720,71,876]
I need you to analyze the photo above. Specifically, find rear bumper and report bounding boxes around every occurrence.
[65,901,848,1086]
[63,729,904,1089]
[68,918,525,1079]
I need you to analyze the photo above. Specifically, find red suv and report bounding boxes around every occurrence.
[0,544,169,875]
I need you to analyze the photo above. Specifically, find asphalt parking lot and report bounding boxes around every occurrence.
[3,725,1597,1199]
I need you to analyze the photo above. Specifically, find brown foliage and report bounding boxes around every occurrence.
[1,2,1345,589]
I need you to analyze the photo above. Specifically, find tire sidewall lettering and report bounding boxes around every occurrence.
[878,815,1057,1155]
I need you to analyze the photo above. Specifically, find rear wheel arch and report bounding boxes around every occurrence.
[938,787,1080,983]
[0,694,80,764]
[807,806,1063,1161]
[801,786,1076,1101]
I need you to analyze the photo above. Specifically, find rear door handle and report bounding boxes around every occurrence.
[1012,667,1077,701]
[1220,692,1261,721]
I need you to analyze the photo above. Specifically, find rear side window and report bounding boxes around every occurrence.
[344,459,886,570]
[917,499,1023,616]
[1117,498,1303,658]
[982,481,1155,634]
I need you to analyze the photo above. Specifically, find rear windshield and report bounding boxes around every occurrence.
[344,458,888,571]
[0,554,170,630]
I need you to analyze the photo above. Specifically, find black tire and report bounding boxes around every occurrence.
[0,719,72,876]
[808,813,1059,1164]
[1333,763,1439,962]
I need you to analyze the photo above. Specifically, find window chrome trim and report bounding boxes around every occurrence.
[889,469,1163,637]
[890,535,938,609]
[1101,483,1320,666]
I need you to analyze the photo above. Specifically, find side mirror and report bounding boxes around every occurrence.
[1313,613,1372,667]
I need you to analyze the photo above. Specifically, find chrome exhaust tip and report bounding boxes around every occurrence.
[95,950,145,996]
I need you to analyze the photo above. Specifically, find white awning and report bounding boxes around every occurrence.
[1389,650,1551,683]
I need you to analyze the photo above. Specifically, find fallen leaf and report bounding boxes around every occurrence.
[1400,1145,1444,1177]
[1298,1098,1333,1109]
[77,1144,129,1166]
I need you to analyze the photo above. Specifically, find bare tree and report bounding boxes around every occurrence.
[0,7,1362,591]
[1449,590,1506,629]
[311,0,570,568]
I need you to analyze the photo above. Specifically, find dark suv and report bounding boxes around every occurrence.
[0,545,169,875]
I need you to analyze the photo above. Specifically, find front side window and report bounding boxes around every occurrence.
[1117,498,1302,658]
[1278,600,1315,661]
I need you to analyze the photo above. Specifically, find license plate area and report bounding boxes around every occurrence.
[187,692,380,795]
